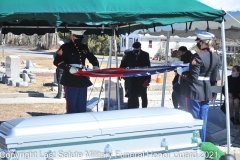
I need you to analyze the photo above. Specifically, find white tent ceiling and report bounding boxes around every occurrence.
[134,0,240,39]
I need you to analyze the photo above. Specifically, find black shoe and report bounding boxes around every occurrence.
[237,119,240,125]
[54,95,62,99]
[125,91,129,98]
[230,117,235,124]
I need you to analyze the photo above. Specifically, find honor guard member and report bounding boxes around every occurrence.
[54,40,64,99]
[179,30,220,142]
[120,42,151,109]
[53,30,99,113]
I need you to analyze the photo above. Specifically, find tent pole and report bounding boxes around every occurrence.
[114,28,121,110]
[161,31,170,107]
[125,33,129,49]
[1,35,5,57]
[107,36,112,111]
[220,48,224,105]
[221,20,231,154]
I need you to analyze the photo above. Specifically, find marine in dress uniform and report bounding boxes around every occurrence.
[120,42,151,109]
[179,31,220,142]
[53,30,99,113]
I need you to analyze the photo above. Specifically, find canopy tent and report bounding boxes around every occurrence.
[133,0,240,39]
[0,0,224,35]
[0,0,232,154]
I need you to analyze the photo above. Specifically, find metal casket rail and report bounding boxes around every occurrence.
[0,107,203,160]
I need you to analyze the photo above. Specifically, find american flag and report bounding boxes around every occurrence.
[74,64,188,78]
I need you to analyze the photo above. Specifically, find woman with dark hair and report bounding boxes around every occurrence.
[223,65,240,124]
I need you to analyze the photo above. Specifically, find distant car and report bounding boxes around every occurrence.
[152,53,160,60]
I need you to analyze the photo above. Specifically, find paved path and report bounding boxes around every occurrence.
[0,91,174,108]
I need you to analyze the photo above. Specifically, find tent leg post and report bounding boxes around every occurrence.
[161,31,170,107]
[221,20,231,154]
[107,36,113,111]
[113,28,121,110]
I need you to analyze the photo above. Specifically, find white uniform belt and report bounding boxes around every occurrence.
[198,76,210,80]
[69,64,84,68]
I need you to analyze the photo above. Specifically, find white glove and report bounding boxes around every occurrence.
[69,67,79,74]
[182,67,189,72]
[177,67,183,75]
[69,64,84,68]
[93,66,100,70]
[177,67,189,75]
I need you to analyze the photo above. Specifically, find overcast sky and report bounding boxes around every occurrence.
[200,0,240,11]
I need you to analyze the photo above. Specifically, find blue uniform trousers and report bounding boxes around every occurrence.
[186,99,209,142]
[64,86,87,113]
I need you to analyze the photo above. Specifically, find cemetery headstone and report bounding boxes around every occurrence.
[104,80,124,109]
[5,55,20,78]
[26,60,34,69]
[22,73,30,82]
[87,97,104,112]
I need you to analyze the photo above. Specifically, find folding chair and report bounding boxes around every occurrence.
[210,85,223,107]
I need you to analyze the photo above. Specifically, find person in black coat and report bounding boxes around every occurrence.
[222,65,240,124]
[53,30,99,113]
[179,31,220,142]
[171,46,193,109]
[120,42,151,109]
[54,40,64,99]
[179,46,193,64]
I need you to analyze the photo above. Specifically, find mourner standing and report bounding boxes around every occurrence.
[179,31,220,142]
[54,40,64,99]
[53,30,99,113]
[222,66,240,124]
[120,42,151,109]
[171,46,193,109]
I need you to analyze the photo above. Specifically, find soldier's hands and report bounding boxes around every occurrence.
[177,67,189,76]
[69,67,79,74]
[176,67,183,75]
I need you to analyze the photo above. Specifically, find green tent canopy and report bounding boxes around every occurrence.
[0,0,224,35]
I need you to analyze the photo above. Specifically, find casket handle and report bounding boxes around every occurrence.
[104,144,113,158]
[161,138,168,151]
[191,130,202,148]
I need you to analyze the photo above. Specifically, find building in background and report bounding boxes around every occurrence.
[120,33,196,58]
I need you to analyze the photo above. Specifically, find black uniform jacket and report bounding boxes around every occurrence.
[120,50,151,82]
[172,50,193,85]
[180,51,220,101]
[53,41,99,88]
[222,75,240,99]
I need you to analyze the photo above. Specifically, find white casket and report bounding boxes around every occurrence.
[0,107,205,160]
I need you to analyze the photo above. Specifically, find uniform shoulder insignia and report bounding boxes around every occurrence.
[191,58,197,66]
[57,48,63,56]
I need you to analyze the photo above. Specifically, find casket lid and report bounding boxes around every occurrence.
[0,113,102,144]
[0,107,202,146]
[90,107,202,134]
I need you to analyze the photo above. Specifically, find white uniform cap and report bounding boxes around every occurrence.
[70,30,86,36]
[195,30,215,40]
[58,41,64,46]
